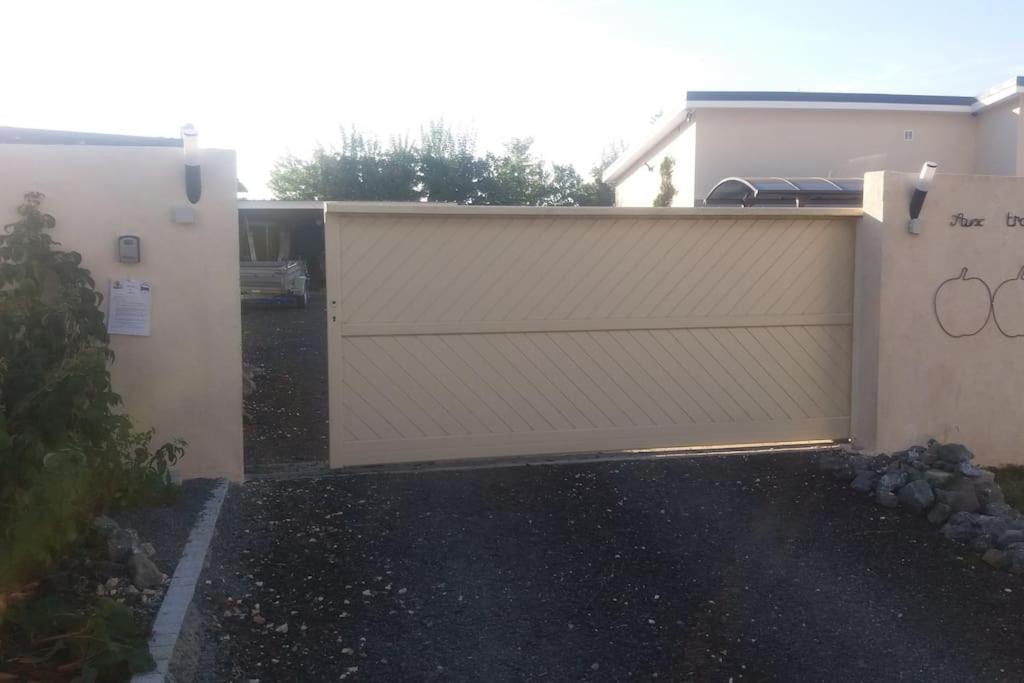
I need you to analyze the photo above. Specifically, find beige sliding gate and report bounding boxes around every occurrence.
[325,204,859,467]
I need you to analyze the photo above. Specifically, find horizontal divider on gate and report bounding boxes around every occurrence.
[339,314,853,337]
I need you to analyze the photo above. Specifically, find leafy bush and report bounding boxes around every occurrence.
[2,588,154,681]
[653,156,677,207]
[0,192,185,589]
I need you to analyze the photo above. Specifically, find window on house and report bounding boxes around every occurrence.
[904,130,914,141]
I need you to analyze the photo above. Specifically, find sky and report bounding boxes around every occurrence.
[3,0,1023,197]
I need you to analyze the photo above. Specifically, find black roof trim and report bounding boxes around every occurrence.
[686,91,977,106]
[0,126,182,147]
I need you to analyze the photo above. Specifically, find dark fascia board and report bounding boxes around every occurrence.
[685,91,977,107]
[0,126,182,147]
[684,90,970,107]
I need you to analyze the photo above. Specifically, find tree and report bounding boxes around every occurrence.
[269,129,419,202]
[653,156,677,207]
[418,121,486,203]
[268,123,618,207]
[479,138,550,206]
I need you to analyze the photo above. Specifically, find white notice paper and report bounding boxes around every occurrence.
[107,279,152,336]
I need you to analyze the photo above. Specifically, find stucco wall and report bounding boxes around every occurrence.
[614,122,697,207]
[0,144,243,480]
[693,109,977,202]
[853,172,1024,465]
[975,97,1021,176]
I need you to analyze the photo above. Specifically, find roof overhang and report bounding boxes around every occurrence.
[972,76,1024,111]
[686,99,973,113]
[602,108,693,186]
[237,200,325,211]
[685,90,976,112]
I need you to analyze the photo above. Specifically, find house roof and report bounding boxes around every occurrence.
[603,76,1024,186]
[0,126,182,147]
[685,91,977,108]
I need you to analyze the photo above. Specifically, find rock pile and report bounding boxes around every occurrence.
[820,441,1024,572]
[91,515,168,593]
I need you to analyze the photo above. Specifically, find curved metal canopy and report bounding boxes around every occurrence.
[704,176,863,207]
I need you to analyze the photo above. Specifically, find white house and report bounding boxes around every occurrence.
[604,77,1024,207]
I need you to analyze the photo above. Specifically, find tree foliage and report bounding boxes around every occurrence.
[653,156,677,207]
[269,122,620,206]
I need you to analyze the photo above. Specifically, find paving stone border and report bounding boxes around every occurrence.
[132,478,229,683]
[820,442,1024,572]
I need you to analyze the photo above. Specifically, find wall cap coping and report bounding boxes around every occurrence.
[324,201,863,218]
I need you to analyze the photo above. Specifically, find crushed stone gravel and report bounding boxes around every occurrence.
[189,452,1024,681]
[242,293,328,473]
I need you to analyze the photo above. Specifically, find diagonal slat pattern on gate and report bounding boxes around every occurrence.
[327,211,857,466]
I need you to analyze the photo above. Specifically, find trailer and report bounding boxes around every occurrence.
[240,259,308,307]
[240,218,309,307]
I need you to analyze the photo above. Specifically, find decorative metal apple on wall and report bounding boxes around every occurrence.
[992,267,1024,337]
[934,268,992,338]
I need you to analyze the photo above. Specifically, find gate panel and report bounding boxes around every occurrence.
[326,206,859,467]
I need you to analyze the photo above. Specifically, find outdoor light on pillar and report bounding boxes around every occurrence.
[908,161,938,235]
[182,123,201,204]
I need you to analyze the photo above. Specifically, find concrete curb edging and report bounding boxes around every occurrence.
[133,479,229,683]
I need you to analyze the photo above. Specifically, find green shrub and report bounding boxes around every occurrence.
[0,192,185,589]
[653,156,677,207]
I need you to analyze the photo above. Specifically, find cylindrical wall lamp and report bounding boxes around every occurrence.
[182,123,202,204]
[908,161,937,235]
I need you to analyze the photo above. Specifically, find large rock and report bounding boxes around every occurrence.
[958,462,984,478]
[983,548,1009,569]
[850,471,878,493]
[93,515,120,538]
[984,502,1016,519]
[975,478,1005,508]
[876,489,899,508]
[897,479,935,513]
[919,447,939,467]
[948,511,976,526]
[972,536,993,553]
[127,553,164,589]
[90,560,128,581]
[1005,543,1024,574]
[975,515,1010,538]
[923,469,955,489]
[941,521,979,543]
[935,443,974,464]
[848,454,872,473]
[941,478,981,514]
[877,471,909,493]
[997,530,1024,549]
[107,528,140,563]
[927,503,953,525]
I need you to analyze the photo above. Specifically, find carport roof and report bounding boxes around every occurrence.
[703,177,863,207]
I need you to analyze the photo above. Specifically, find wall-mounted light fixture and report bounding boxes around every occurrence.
[182,123,201,204]
[908,161,937,235]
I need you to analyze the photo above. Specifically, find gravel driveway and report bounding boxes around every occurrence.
[193,452,1024,681]
[242,293,328,473]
